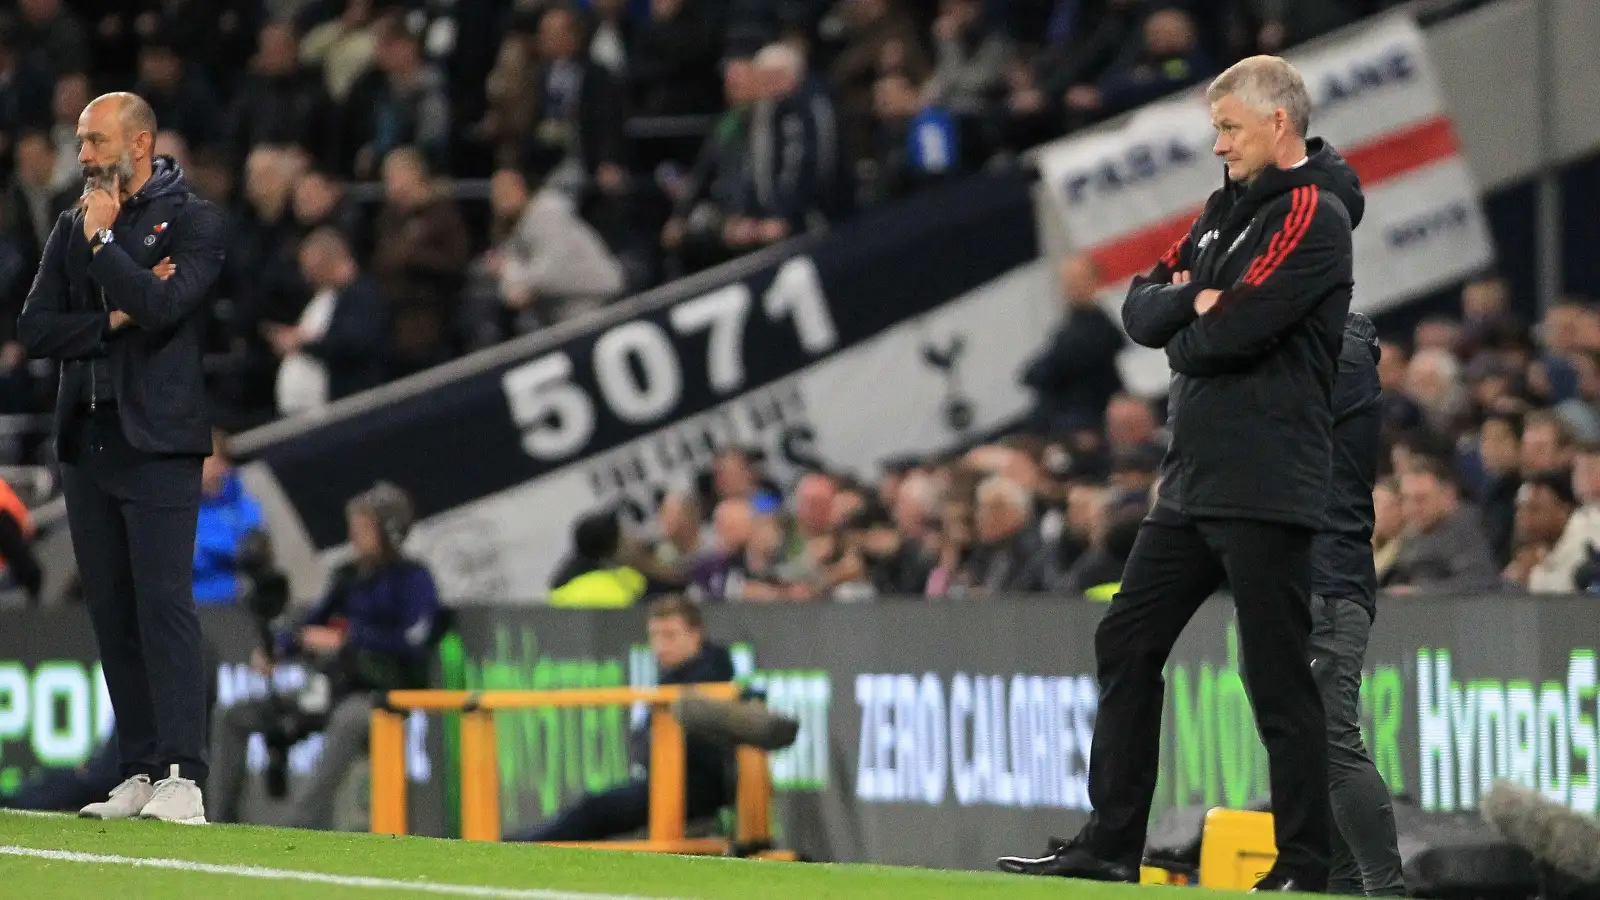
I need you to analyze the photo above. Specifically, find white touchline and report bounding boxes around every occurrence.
[0,845,689,900]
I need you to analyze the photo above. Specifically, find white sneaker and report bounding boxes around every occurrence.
[138,765,208,825]
[79,774,155,820]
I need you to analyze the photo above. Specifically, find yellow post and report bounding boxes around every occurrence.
[647,705,686,841]
[735,745,771,846]
[369,707,407,836]
[459,709,501,842]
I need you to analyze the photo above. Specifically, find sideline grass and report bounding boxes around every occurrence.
[0,810,1226,899]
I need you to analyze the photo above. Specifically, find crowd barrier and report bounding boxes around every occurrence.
[0,594,1595,871]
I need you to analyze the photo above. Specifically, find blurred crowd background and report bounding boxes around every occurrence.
[0,0,1458,439]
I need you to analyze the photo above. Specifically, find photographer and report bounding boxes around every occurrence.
[206,481,441,829]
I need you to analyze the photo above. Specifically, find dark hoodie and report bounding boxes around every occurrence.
[1123,138,1365,530]
[19,155,228,460]
[1311,312,1382,617]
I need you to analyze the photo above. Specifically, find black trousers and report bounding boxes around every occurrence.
[1081,517,1329,885]
[60,406,208,786]
[505,777,726,842]
[1312,594,1405,897]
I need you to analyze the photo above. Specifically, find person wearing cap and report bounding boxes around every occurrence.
[205,481,442,828]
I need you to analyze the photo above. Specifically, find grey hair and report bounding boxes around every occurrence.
[1206,55,1312,137]
[976,475,1031,517]
[753,41,804,79]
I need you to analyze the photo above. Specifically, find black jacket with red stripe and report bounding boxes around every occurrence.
[1122,138,1365,530]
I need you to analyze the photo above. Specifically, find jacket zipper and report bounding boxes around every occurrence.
[92,284,108,410]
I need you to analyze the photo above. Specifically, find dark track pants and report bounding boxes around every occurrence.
[507,778,727,842]
[61,406,208,786]
[1312,594,1405,897]
[1079,516,1329,886]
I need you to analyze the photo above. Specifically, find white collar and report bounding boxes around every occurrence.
[1287,156,1309,169]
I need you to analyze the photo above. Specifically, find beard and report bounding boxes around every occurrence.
[81,153,135,192]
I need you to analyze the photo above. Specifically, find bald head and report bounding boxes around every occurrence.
[77,92,158,193]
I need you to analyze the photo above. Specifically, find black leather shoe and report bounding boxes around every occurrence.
[997,837,1138,882]
[1251,870,1313,892]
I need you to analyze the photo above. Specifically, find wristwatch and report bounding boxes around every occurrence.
[90,228,114,249]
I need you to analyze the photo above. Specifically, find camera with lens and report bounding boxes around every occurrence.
[234,529,328,798]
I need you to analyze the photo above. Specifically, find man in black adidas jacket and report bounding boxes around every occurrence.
[18,92,226,824]
[1000,56,1362,891]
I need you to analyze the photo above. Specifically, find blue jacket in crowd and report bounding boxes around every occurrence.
[193,473,264,604]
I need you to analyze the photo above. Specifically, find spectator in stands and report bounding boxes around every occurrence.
[299,0,380,106]
[341,13,451,178]
[46,72,89,193]
[655,492,709,571]
[877,470,939,593]
[1104,393,1158,454]
[477,18,542,170]
[997,57,1062,157]
[781,472,838,581]
[1064,507,1142,601]
[1376,339,1423,439]
[527,3,628,198]
[1508,472,1578,591]
[192,430,265,605]
[549,510,648,607]
[489,145,628,331]
[1108,443,1162,513]
[15,0,88,78]
[689,497,760,601]
[659,57,759,274]
[0,21,53,167]
[1527,443,1600,594]
[228,145,305,319]
[1372,478,1402,584]
[1458,275,1519,357]
[209,482,441,828]
[1384,459,1500,594]
[1405,347,1467,437]
[369,148,470,375]
[1413,315,1461,356]
[290,168,368,260]
[5,130,66,268]
[867,68,960,206]
[133,37,223,151]
[926,491,974,595]
[1521,409,1575,478]
[1476,411,1524,566]
[224,23,337,171]
[829,0,929,168]
[732,43,847,244]
[929,0,1011,145]
[630,0,723,117]
[710,446,783,509]
[268,227,389,416]
[1067,6,1214,122]
[958,474,1053,593]
[1021,254,1125,435]
[509,596,733,842]
[589,0,631,79]
[1240,0,1357,55]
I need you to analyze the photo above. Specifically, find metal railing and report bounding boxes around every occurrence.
[370,682,782,855]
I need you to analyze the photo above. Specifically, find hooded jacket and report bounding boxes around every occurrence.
[18,156,228,460]
[1123,138,1364,530]
[1311,312,1381,615]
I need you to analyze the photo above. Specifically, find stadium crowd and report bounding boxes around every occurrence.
[546,258,1600,604]
[0,0,1437,443]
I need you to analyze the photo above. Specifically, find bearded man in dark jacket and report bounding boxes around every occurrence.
[1000,55,1362,892]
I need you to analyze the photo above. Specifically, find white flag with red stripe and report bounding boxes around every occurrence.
[1034,14,1494,396]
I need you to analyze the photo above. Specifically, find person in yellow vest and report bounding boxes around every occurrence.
[548,510,646,608]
